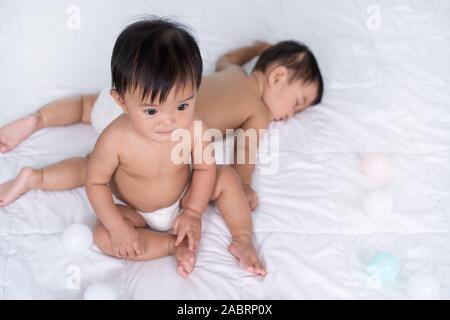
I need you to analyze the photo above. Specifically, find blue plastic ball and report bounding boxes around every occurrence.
[367,252,400,285]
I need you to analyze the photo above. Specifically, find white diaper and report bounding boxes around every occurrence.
[91,85,124,134]
[112,187,187,232]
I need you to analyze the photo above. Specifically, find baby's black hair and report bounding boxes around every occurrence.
[253,40,324,105]
[111,17,203,103]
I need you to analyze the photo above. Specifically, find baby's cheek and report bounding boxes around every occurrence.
[178,113,193,128]
[139,119,157,134]
[275,101,287,115]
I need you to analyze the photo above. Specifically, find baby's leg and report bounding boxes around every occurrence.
[94,204,196,278]
[0,157,88,207]
[0,94,98,153]
[210,165,266,276]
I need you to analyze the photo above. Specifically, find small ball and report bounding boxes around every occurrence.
[367,252,400,285]
[62,223,93,254]
[364,190,394,219]
[406,273,440,300]
[362,153,391,183]
[84,282,119,300]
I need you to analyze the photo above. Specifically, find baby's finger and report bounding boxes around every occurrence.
[193,230,202,250]
[192,230,201,248]
[187,231,195,251]
[248,198,256,211]
[193,236,200,251]
[252,194,259,209]
[175,228,187,246]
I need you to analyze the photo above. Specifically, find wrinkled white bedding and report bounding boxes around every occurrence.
[0,0,449,299]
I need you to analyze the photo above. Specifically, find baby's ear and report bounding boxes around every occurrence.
[267,66,288,87]
[110,89,128,113]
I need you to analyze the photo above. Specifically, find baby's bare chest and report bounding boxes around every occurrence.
[111,146,190,211]
[119,153,183,179]
[118,143,186,179]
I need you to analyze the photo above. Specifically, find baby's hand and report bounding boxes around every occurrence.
[254,41,272,55]
[109,221,142,259]
[243,183,259,211]
[173,209,202,251]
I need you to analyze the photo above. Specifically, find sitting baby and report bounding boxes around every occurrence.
[85,18,265,277]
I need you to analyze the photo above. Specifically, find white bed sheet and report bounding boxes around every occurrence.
[0,0,449,299]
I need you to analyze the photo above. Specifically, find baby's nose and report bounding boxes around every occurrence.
[160,115,176,126]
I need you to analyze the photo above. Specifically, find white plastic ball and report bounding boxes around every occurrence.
[362,153,391,183]
[62,223,93,254]
[84,282,119,300]
[406,273,440,300]
[364,190,394,219]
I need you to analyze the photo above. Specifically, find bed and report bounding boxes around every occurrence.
[0,0,449,299]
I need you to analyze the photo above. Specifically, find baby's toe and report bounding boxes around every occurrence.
[185,258,195,273]
[256,266,267,276]
[178,265,188,278]
[249,258,266,276]
[246,265,256,274]
[177,256,195,277]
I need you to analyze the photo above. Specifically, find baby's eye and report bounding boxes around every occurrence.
[177,103,189,111]
[144,108,157,116]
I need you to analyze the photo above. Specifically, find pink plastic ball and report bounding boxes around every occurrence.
[362,153,391,183]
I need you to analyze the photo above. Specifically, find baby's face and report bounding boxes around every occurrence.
[120,85,196,142]
[263,78,319,121]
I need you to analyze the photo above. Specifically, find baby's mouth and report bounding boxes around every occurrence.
[156,128,175,135]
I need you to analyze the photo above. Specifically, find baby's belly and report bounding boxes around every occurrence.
[111,166,190,213]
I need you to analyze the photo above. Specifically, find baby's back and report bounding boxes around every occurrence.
[195,67,267,133]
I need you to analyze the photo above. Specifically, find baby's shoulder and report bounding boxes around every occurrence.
[96,115,130,145]
[244,101,272,130]
[223,72,263,106]
[214,65,248,85]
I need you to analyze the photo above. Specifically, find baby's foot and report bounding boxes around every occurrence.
[0,113,40,153]
[228,235,266,276]
[169,238,196,278]
[0,167,39,207]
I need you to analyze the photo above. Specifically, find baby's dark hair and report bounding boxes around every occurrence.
[111,17,203,103]
[253,40,323,105]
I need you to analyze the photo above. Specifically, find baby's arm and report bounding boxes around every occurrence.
[215,41,271,72]
[174,121,217,251]
[233,114,270,210]
[85,129,141,258]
